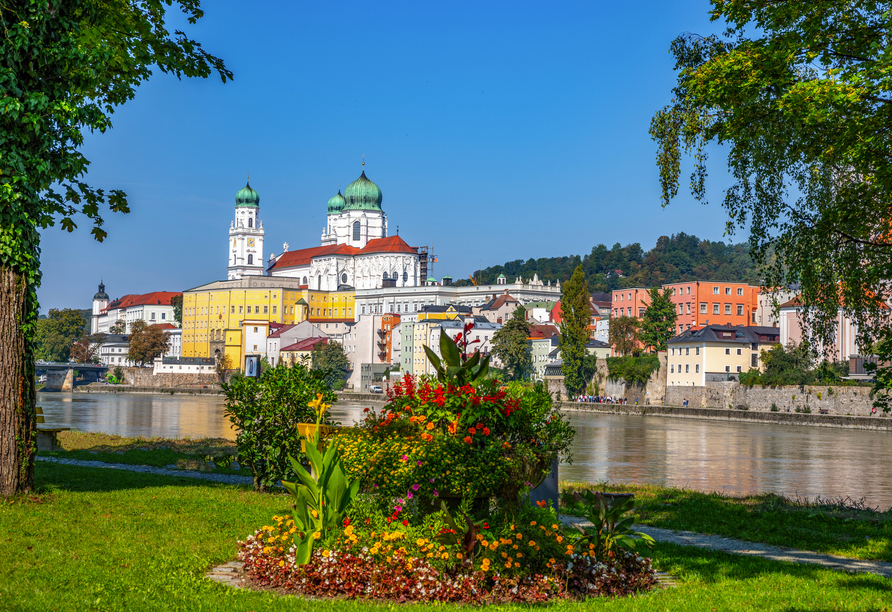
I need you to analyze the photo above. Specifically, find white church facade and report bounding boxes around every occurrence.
[227,179,265,280]
[265,163,422,290]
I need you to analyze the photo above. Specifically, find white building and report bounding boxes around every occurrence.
[266,165,422,291]
[228,180,265,280]
[90,281,180,335]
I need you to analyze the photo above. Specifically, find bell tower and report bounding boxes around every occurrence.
[228,177,265,280]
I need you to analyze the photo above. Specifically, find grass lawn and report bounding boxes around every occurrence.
[1,463,891,611]
[561,481,892,562]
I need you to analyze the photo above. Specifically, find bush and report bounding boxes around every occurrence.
[605,355,660,386]
[739,368,761,386]
[222,363,336,491]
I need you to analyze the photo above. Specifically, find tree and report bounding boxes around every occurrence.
[70,333,106,364]
[312,341,350,389]
[650,1,892,366]
[215,352,233,385]
[109,320,127,335]
[33,309,88,362]
[559,266,590,395]
[609,316,640,357]
[127,321,171,367]
[170,294,183,327]
[491,306,533,380]
[0,1,230,496]
[639,288,678,353]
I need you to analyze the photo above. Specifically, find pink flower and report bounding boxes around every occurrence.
[407,492,414,500]
[400,455,408,461]
[412,484,420,491]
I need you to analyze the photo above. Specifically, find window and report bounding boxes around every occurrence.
[724,287,731,295]
[253,327,258,333]
[231,306,235,314]
[700,303,707,314]
[751,354,758,368]
[248,217,253,228]
[673,288,677,295]
[620,308,624,316]
[725,348,731,355]
[303,276,308,285]
[695,346,700,355]
[679,324,684,332]
[620,294,624,301]
[263,305,269,314]
[686,303,691,315]
[670,364,674,373]
[638,307,645,317]
[713,286,719,294]
[713,303,719,314]
[737,288,743,295]
[161,313,166,320]
[247,254,253,265]
[272,306,277,314]
[628,292,632,300]
[353,221,361,241]
[687,286,691,294]
[737,304,744,316]
[725,365,731,372]
[736,365,742,373]
[695,364,700,373]
[150,312,155,320]
[685,364,689,373]
[685,347,690,355]
[736,348,742,355]
[725,304,731,315]
[671,347,675,356]
[403,272,408,283]
[239,306,243,314]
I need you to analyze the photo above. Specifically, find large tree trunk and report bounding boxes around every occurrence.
[0,265,35,496]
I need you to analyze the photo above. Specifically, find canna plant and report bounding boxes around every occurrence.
[282,394,359,565]
[433,500,487,568]
[424,320,490,385]
[572,491,655,560]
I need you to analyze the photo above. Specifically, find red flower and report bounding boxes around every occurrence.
[402,519,409,526]
[476,422,484,430]
[468,427,477,435]
[482,427,491,436]
[463,436,473,445]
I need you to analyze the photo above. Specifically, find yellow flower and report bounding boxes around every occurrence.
[279,560,285,567]
[456,553,463,559]
[441,552,449,559]
[313,531,321,540]
[549,558,556,564]
[416,538,426,547]
[528,541,536,547]
[343,524,354,536]
[516,552,522,558]
[551,524,558,530]
[321,550,330,558]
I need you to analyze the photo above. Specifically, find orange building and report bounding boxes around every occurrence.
[610,288,652,319]
[378,313,401,363]
[662,281,760,335]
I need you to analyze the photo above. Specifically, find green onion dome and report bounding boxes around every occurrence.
[343,168,383,211]
[327,189,346,214]
[235,181,260,207]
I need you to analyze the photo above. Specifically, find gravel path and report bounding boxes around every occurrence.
[560,515,892,578]
[36,456,256,486]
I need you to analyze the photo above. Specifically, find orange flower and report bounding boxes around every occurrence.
[417,415,427,422]
[448,421,457,435]
[463,436,473,445]
[468,427,477,435]
[409,416,417,423]
[425,422,435,430]
[482,427,490,436]
[421,433,433,442]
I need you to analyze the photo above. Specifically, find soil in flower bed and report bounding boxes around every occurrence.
[237,529,657,604]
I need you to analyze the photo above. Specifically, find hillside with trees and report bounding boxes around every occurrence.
[464,233,759,292]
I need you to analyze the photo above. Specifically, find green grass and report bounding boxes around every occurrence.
[561,481,892,562]
[39,431,248,475]
[1,464,891,611]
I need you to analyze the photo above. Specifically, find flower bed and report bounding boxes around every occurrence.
[238,511,656,603]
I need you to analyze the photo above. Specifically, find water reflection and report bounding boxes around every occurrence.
[36,393,892,508]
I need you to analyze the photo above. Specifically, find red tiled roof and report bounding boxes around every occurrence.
[150,323,177,330]
[269,244,362,270]
[281,337,328,352]
[529,324,559,339]
[267,324,296,339]
[361,235,418,255]
[102,291,181,313]
[480,293,520,311]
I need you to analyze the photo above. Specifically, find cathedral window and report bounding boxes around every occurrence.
[248,218,253,228]
[248,254,253,265]
[403,272,408,283]
[353,221,361,241]
[342,273,347,284]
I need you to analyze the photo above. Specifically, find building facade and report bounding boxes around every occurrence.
[666,325,780,387]
[90,282,180,335]
[228,180,265,280]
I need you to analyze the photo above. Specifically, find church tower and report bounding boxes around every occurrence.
[91,281,109,334]
[228,179,265,280]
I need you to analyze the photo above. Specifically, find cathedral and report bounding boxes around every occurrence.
[227,162,422,290]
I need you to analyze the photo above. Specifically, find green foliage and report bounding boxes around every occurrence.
[109,320,127,334]
[170,294,183,326]
[69,332,105,364]
[222,363,336,491]
[572,491,654,558]
[559,265,590,395]
[469,233,758,292]
[311,340,350,387]
[282,396,359,565]
[608,315,640,357]
[33,308,87,362]
[743,343,849,387]
[651,1,892,364]
[605,355,660,387]
[127,320,170,366]
[639,288,678,352]
[491,306,532,381]
[423,323,490,385]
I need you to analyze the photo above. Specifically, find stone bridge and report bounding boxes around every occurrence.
[37,363,107,391]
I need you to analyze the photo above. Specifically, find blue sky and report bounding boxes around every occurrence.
[39,0,737,311]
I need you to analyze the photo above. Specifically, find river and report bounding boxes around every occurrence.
[37,392,892,509]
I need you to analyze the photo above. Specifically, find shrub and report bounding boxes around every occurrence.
[605,355,660,386]
[222,363,336,491]
[771,403,779,412]
[738,368,761,386]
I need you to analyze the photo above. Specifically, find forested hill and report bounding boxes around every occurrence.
[464,233,759,292]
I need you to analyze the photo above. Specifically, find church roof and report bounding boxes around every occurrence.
[281,337,328,352]
[343,169,382,211]
[268,235,418,271]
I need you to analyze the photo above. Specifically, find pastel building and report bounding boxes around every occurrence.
[666,325,780,386]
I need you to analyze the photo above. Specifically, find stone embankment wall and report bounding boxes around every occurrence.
[122,367,219,389]
[665,383,878,417]
[593,353,668,405]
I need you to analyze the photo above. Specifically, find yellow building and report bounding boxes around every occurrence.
[182,277,354,368]
[416,304,472,322]
[667,325,780,387]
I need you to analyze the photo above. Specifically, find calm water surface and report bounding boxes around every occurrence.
[37,392,892,508]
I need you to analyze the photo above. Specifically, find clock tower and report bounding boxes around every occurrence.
[228,178,265,280]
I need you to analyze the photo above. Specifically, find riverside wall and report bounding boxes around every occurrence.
[121,367,219,389]
[557,401,892,430]
[664,383,878,417]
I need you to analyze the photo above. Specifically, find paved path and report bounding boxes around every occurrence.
[36,456,256,486]
[560,515,892,578]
